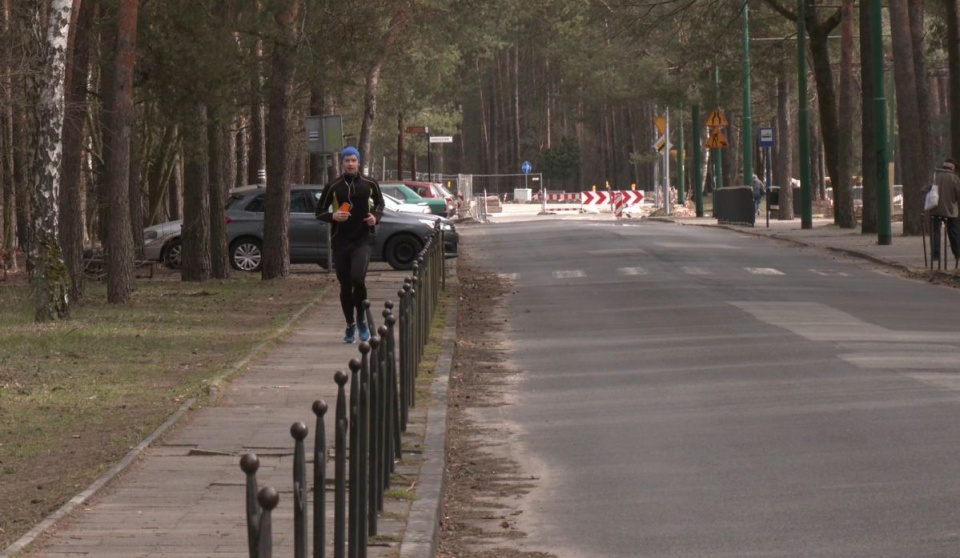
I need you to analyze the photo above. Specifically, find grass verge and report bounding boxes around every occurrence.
[0,271,331,549]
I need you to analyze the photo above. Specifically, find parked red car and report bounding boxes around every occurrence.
[396,181,456,217]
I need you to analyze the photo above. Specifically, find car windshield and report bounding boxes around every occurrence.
[435,183,453,197]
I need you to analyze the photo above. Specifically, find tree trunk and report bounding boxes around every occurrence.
[910,0,933,177]
[358,2,410,165]
[260,0,301,280]
[1,0,18,272]
[208,112,229,279]
[860,0,878,234]
[59,0,93,303]
[30,0,72,321]
[834,0,856,228]
[104,0,138,303]
[947,0,960,161]
[181,103,211,282]
[890,0,925,234]
[775,52,795,221]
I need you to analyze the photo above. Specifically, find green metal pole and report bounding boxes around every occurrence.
[693,104,704,217]
[871,0,892,244]
[742,2,753,186]
[713,65,723,189]
[677,105,686,205]
[798,0,813,229]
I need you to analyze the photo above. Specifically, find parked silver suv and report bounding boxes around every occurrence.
[142,184,458,272]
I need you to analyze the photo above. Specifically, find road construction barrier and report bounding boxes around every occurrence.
[581,190,645,213]
[533,192,581,202]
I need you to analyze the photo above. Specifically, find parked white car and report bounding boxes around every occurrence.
[382,192,431,214]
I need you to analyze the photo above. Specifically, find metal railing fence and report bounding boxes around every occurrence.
[239,221,447,558]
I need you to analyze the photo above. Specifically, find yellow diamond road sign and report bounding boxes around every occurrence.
[705,128,728,149]
[705,110,728,128]
[654,116,666,135]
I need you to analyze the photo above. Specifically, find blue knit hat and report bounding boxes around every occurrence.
[340,146,360,162]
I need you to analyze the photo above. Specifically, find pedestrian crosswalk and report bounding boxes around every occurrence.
[497,266,852,282]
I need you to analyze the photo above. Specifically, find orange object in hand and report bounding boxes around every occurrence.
[339,202,351,213]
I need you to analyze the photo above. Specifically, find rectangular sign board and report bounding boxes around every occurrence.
[758,127,775,147]
[429,136,454,143]
[305,115,344,154]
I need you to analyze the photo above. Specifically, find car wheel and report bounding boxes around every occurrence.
[163,239,182,269]
[230,238,263,272]
[383,234,423,270]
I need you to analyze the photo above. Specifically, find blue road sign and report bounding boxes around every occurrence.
[758,127,775,148]
[522,161,532,174]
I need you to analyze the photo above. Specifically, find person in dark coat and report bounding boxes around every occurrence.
[924,158,960,265]
[315,146,385,343]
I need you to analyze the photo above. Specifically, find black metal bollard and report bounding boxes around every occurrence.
[334,372,348,558]
[291,422,309,558]
[368,334,382,536]
[398,284,411,429]
[348,358,361,558]
[357,342,371,556]
[257,486,279,558]
[376,323,392,501]
[240,453,261,558]
[384,311,401,463]
[312,400,328,558]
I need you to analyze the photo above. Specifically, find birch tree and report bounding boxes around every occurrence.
[30,0,72,321]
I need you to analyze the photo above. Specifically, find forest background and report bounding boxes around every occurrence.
[0,0,957,317]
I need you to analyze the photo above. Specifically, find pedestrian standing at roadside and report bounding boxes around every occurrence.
[924,158,960,265]
[752,173,764,215]
[316,146,385,343]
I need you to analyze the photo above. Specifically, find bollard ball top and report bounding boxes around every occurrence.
[312,399,328,416]
[257,486,280,510]
[384,300,394,309]
[290,421,308,440]
[348,358,361,372]
[369,335,380,348]
[240,453,260,474]
[362,299,370,310]
[377,325,388,336]
[385,315,396,326]
[334,371,348,385]
[358,341,371,354]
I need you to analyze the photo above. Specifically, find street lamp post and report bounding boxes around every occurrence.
[798,0,813,229]
[871,0,892,245]
[742,2,753,187]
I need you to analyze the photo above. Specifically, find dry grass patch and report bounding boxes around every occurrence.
[0,272,332,548]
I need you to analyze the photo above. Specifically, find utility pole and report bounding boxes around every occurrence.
[798,0,813,229]
[693,104,704,217]
[677,105,685,205]
[713,65,724,189]
[871,0,892,244]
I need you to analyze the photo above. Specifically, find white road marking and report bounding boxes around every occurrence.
[745,267,786,275]
[498,273,518,281]
[553,270,585,279]
[809,269,851,277]
[682,266,711,275]
[619,267,648,275]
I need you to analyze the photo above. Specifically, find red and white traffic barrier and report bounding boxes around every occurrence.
[533,192,581,202]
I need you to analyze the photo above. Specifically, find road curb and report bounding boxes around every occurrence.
[399,267,457,558]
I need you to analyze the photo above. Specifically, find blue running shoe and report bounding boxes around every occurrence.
[343,324,356,344]
[357,321,371,342]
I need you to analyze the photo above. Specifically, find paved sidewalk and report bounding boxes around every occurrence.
[668,215,959,277]
[5,263,455,558]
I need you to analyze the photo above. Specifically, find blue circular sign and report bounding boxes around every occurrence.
[522,161,532,174]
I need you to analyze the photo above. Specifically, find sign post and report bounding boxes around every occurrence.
[758,127,775,228]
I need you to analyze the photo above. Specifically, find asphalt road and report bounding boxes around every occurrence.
[461,219,960,558]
